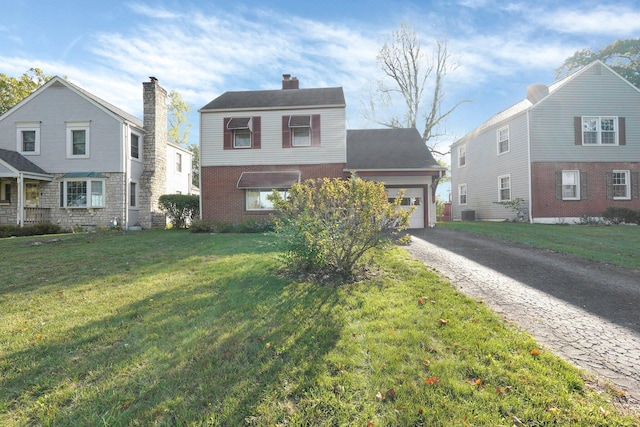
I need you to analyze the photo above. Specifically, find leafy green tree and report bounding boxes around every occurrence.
[168,90,191,145]
[269,176,412,283]
[556,38,640,88]
[186,142,199,187]
[158,194,199,229]
[0,68,52,115]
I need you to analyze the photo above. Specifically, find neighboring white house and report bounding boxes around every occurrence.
[451,61,640,223]
[198,74,444,228]
[0,76,195,229]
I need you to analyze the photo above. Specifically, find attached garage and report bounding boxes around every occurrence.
[390,187,425,228]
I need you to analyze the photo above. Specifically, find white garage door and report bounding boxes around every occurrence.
[388,188,424,228]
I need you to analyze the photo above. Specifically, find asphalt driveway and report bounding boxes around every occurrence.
[406,227,640,408]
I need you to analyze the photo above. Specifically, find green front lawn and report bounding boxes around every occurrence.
[439,221,640,270]
[1,230,637,425]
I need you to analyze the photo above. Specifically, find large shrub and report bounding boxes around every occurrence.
[602,206,640,224]
[0,222,63,238]
[269,176,412,282]
[158,194,199,229]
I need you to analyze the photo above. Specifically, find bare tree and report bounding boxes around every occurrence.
[366,22,470,156]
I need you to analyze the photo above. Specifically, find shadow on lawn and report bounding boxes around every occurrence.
[1,254,342,425]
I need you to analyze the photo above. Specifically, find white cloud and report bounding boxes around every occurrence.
[540,5,640,36]
[126,2,179,19]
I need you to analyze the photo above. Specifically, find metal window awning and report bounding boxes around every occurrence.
[61,172,108,178]
[227,117,252,130]
[288,115,311,128]
[237,171,301,189]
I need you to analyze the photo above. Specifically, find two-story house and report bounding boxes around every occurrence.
[199,75,445,228]
[450,61,640,223]
[0,76,194,229]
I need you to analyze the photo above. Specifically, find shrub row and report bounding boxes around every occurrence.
[190,217,274,234]
[0,222,64,238]
[601,206,640,224]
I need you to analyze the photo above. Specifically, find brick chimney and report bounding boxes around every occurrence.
[282,74,299,90]
[140,77,168,229]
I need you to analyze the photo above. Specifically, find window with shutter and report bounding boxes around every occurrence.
[283,114,320,147]
[576,116,622,145]
[223,117,261,149]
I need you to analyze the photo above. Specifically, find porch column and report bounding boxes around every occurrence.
[17,173,24,227]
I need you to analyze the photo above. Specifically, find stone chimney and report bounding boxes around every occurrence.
[526,83,549,104]
[282,74,299,90]
[140,77,168,229]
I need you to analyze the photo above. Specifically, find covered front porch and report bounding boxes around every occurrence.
[0,149,53,227]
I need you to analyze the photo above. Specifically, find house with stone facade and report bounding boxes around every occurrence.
[450,61,640,223]
[199,75,445,228]
[0,76,194,229]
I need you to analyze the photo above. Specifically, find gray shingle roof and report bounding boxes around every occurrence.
[0,148,49,175]
[200,87,345,111]
[346,128,442,170]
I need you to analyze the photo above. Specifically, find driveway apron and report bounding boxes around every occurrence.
[406,228,640,405]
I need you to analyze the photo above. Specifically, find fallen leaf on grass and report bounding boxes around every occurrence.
[418,297,425,305]
[385,388,397,401]
[530,348,541,355]
[425,376,438,384]
[548,407,560,413]
[437,318,448,325]
[600,406,608,417]
[367,421,374,427]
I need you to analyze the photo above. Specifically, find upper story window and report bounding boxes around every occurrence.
[224,117,261,149]
[282,114,320,148]
[16,122,40,155]
[176,152,182,173]
[581,116,618,145]
[66,122,90,158]
[458,145,466,167]
[497,126,509,154]
[498,175,511,201]
[458,183,467,205]
[131,133,141,159]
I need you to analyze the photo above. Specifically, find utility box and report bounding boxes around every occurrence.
[461,210,476,221]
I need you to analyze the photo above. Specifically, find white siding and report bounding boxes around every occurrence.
[200,107,346,166]
[0,85,124,173]
[451,112,530,221]
[530,65,640,162]
[165,145,193,194]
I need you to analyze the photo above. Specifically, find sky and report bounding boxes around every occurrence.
[2,0,640,198]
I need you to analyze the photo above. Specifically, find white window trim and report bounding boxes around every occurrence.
[561,170,580,201]
[66,121,91,158]
[498,174,511,202]
[60,179,106,208]
[233,128,252,149]
[458,145,466,168]
[497,126,510,155]
[582,116,618,146]
[176,152,183,173]
[612,170,631,200]
[458,183,467,206]
[131,131,142,162]
[130,181,138,208]
[16,122,41,155]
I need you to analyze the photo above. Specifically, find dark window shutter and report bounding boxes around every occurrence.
[555,171,562,199]
[580,171,588,200]
[311,114,321,147]
[605,171,613,199]
[618,117,626,145]
[632,171,639,199]
[60,182,64,207]
[223,118,232,150]
[282,116,291,148]
[252,116,261,149]
[574,117,582,145]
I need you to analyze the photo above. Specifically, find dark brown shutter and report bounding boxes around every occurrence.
[282,115,291,148]
[574,117,582,145]
[311,114,321,147]
[223,118,232,150]
[252,116,261,149]
[632,172,639,199]
[605,171,613,199]
[618,117,626,145]
[555,172,562,199]
[580,171,588,200]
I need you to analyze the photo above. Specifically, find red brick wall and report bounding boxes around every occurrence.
[201,163,347,223]
[531,162,640,219]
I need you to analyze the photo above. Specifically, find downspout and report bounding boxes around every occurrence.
[526,110,533,223]
[123,123,130,230]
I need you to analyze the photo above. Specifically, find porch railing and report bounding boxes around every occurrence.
[24,207,51,225]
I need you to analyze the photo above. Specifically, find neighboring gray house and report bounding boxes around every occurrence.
[0,76,193,229]
[199,74,445,228]
[451,61,640,223]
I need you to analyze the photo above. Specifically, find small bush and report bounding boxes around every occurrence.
[0,222,63,238]
[159,194,200,229]
[189,219,214,233]
[602,206,640,224]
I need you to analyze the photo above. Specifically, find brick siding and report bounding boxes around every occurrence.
[531,162,640,219]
